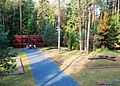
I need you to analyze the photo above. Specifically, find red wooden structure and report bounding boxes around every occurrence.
[12,35,44,48]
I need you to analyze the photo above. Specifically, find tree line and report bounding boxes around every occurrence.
[0,0,120,74]
[0,0,120,52]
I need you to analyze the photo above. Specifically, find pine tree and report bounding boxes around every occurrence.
[97,12,110,48]
[108,15,120,50]
[65,0,79,50]
[22,0,35,35]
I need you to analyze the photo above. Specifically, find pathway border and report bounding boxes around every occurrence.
[16,56,24,74]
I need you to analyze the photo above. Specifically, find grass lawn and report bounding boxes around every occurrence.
[0,49,35,86]
[71,69,120,86]
[71,49,120,86]
[85,48,120,67]
[39,47,120,86]
[39,48,120,67]
[39,47,81,66]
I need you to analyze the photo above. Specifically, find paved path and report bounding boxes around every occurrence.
[24,49,79,86]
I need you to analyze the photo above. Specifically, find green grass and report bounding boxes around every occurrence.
[71,69,120,86]
[90,48,120,55]
[39,47,120,67]
[70,48,120,86]
[0,49,35,86]
[85,58,120,67]
[38,47,80,63]
[1,47,119,86]
[39,47,120,86]
[85,48,120,67]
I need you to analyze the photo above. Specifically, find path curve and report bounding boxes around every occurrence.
[24,49,79,86]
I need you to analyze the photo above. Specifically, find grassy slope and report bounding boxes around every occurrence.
[40,47,120,86]
[0,49,35,86]
[85,48,120,67]
[71,69,120,86]
[71,48,120,86]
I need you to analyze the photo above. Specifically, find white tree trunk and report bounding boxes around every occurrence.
[84,5,88,53]
[58,0,61,53]
[86,7,91,54]
[78,0,82,53]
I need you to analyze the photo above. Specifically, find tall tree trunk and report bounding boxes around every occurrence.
[112,1,114,16]
[86,6,91,54]
[84,0,88,53]
[93,3,96,51]
[0,16,5,29]
[101,0,105,18]
[13,1,15,27]
[117,0,120,22]
[19,0,22,34]
[115,1,117,14]
[3,16,5,29]
[77,0,82,53]
[113,1,116,15]
[58,0,61,53]
[34,4,38,34]
[82,7,85,52]
[109,1,112,16]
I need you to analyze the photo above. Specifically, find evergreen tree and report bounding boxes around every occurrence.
[37,0,51,34]
[22,0,36,35]
[108,15,120,50]
[38,0,57,46]
[65,0,79,50]
[97,12,110,48]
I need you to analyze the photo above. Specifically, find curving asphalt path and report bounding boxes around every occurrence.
[24,49,79,86]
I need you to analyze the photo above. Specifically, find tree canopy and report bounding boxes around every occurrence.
[0,0,119,52]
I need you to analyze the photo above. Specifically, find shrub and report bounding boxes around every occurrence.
[0,49,16,75]
[0,28,16,76]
